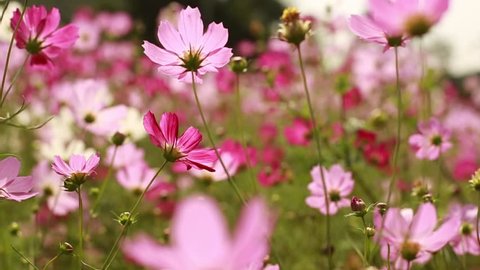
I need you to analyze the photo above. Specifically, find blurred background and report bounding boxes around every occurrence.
[27,0,480,77]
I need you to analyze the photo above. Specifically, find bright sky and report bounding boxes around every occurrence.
[283,0,480,76]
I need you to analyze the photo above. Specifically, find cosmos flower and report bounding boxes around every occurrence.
[408,118,452,160]
[306,164,354,215]
[447,203,480,256]
[143,6,233,83]
[143,111,216,171]
[122,195,273,270]
[11,5,78,68]
[0,157,37,202]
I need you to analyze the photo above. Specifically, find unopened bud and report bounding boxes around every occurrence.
[278,7,312,46]
[59,242,74,255]
[365,226,375,238]
[350,196,366,212]
[469,169,480,192]
[9,222,20,237]
[229,56,248,74]
[376,203,388,216]
[111,132,126,146]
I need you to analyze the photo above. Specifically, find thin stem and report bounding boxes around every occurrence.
[77,189,84,269]
[0,55,29,107]
[386,47,402,206]
[296,45,332,269]
[476,193,480,247]
[91,146,118,215]
[11,245,39,270]
[0,0,12,22]
[101,160,168,270]
[361,216,370,265]
[406,260,411,270]
[234,73,257,193]
[42,253,61,270]
[387,244,391,270]
[0,0,27,109]
[190,72,246,204]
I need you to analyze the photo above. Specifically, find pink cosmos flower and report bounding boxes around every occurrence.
[122,196,273,270]
[11,5,79,68]
[284,118,312,146]
[143,6,233,83]
[376,203,459,269]
[447,204,480,256]
[32,161,78,216]
[367,0,449,38]
[143,111,216,172]
[117,161,164,193]
[52,153,100,179]
[0,157,37,202]
[106,143,145,169]
[306,164,354,215]
[408,118,452,160]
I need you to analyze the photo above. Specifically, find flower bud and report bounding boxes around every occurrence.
[365,226,375,238]
[117,212,136,226]
[111,132,126,146]
[376,203,388,216]
[9,222,20,237]
[350,196,366,212]
[59,242,74,255]
[229,56,248,74]
[278,7,312,46]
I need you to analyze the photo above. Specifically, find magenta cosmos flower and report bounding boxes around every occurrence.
[11,5,78,68]
[142,6,233,83]
[0,157,37,202]
[408,118,452,160]
[306,164,355,215]
[376,202,459,269]
[143,111,216,172]
[122,196,273,270]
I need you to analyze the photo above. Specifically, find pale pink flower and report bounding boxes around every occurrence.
[143,111,216,171]
[122,196,273,270]
[143,6,233,83]
[117,161,164,193]
[106,143,145,169]
[306,164,354,215]
[0,157,37,202]
[52,153,100,179]
[376,203,459,269]
[11,5,78,68]
[447,204,480,256]
[32,161,78,216]
[408,118,452,160]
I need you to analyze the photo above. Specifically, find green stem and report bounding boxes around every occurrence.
[296,45,332,269]
[234,74,257,193]
[42,253,61,270]
[77,189,84,269]
[361,216,370,265]
[387,244,391,270]
[386,47,402,206]
[0,0,27,109]
[91,146,118,216]
[101,160,168,270]
[190,72,246,204]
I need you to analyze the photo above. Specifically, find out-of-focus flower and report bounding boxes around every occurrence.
[375,202,459,269]
[11,5,78,68]
[306,164,354,215]
[122,196,273,270]
[143,6,233,83]
[284,118,312,146]
[143,111,216,171]
[106,143,145,169]
[277,7,312,46]
[32,161,78,215]
[117,161,164,194]
[190,151,240,182]
[447,203,480,256]
[0,157,37,202]
[408,118,452,160]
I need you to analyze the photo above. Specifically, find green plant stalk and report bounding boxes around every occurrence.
[234,74,258,193]
[296,44,332,269]
[42,253,61,270]
[102,160,168,270]
[77,189,84,270]
[190,72,246,204]
[91,146,118,215]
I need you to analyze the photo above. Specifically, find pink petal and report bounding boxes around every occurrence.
[52,156,72,177]
[44,24,79,49]
[410,203,437,239]
[158,21,185,55]
[39,7,60,39]
[177,127,201,153]
[172,196,230,267]
[143,41,179,66]
[203,47,233,69]
[160,112,179,146]
[423,215,460,252]
[69,154,87,172]
[201,22,229,54]
[178,6,204,49]
[348,15,387,45]
[143,111,167,148]
[84,154,100,173]
[0,157,21,179]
